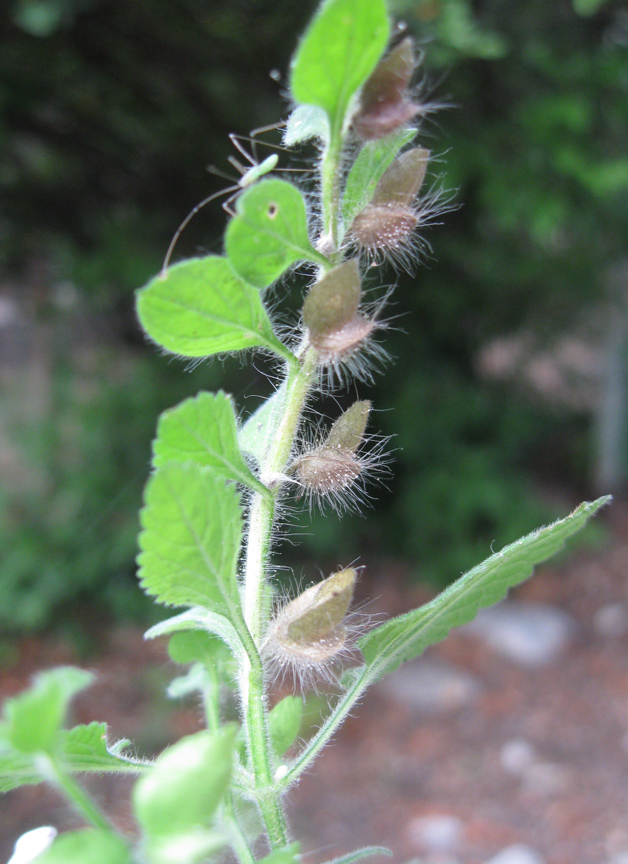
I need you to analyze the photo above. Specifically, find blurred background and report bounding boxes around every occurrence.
[2,1,628,862]
[1,0,627,634]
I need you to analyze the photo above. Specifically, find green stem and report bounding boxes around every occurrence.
[224,797,256,864]
[43,755,114,833]
[278,667,370,792]
[321,133,343,253]
[239,347,318,849]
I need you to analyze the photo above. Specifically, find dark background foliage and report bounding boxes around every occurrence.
[1,0,627,631]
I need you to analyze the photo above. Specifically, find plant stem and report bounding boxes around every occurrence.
[240,347,318,849]
[43,755,114,834]
[321,132,343,253]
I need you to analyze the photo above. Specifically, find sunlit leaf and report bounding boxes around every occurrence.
[37,830,131,864]
[137,256,293,361]
[133,727,236,838]
[283,105,330,146]
[3,667,93,756]
[237,384,287,469]
[268,696,303,757]
[153,391,267,495]
[226,179,327,290]
[290,0,390,134]
[138,464,243,620]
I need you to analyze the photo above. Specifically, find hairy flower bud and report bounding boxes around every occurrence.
[263,568,357,687]
[349,147,432,268]
[289,401,386,513]
[303,260,377,375]
[353,38,420,140]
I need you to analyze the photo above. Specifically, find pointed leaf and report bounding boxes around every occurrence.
[4,667,93,756]
[153,391,267,495]
[238,384,287,469]
[133,727,236,838]
[290,0,390,134]
[136,256,293,361]
[342,127,416,228]
[359,497,610,679]
[268,696,303,757]
[138,464,243,619]
[226,179,327,289]
[36,831,131,864]
[144,608,245,664]
[283,105,330,147]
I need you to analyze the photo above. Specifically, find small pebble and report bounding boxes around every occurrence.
[500,738,535,775]
[594,603,628,639]
[407,814,463,853]
[483,844,546,864]
[466,602,575,667]
[381,659,480,714]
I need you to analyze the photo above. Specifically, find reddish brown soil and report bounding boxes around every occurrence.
[2,506,628,864]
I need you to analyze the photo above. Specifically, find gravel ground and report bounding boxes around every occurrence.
[2,504,628,864]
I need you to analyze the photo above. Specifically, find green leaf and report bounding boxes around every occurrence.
[3,667,93,755]
[225,179,327,290]
[144,831,227,864]
[136,256,293,361]
[0,723,147,793]
[144,608,245,663]
[283,105,330,147]
[359,497,611,679]
[342,127,416,228]
[153,391,267,495]
[138,464,243,619]
[133,727,236,838]
[37,830,131,864]
[268,696,303,757]
[258,843,302,864]
[290,0,390,134]
[237,384,287,469]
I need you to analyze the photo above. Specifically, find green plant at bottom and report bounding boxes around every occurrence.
[0,1,609,862]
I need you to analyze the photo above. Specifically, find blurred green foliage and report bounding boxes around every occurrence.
[0,0,627,630]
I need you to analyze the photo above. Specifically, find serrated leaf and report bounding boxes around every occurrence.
[283,105,330,147]
[36,830,131,864]
[342,127,416,228]
[153,391,267,495]
[4,667,93,756]
[136,256,293,361]
[237,384,287,469]
[290,0,390,135]
[268,696,303,757]
[359,497,610,679]
[138,464,243,619]
[133,727,236,839]
[225,179,326,290]
[0,723,145,793]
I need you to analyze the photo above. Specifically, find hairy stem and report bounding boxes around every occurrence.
[321,132,343,254]
[43,756,114,834]
[239,347,318,849]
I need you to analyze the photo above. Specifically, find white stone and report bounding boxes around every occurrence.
[483,844,545,864]
[381,659,480,714]
[8,827,57,864]
[594,603,628,638]
[465,601,575,667]
[407,814,463,853]
[500,738,536,775]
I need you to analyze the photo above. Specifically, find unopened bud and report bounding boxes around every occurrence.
[326,400,371,452]
[373,148,430,207]
[263,569,357,686]
[303,260,375,364]
[353,38,420,140]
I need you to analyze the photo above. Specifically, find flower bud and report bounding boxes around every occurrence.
[353,38,420,140]
[349,147,431,261]
[303,260,376,368]
[263,568,357,687]
[291,401,371,507]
